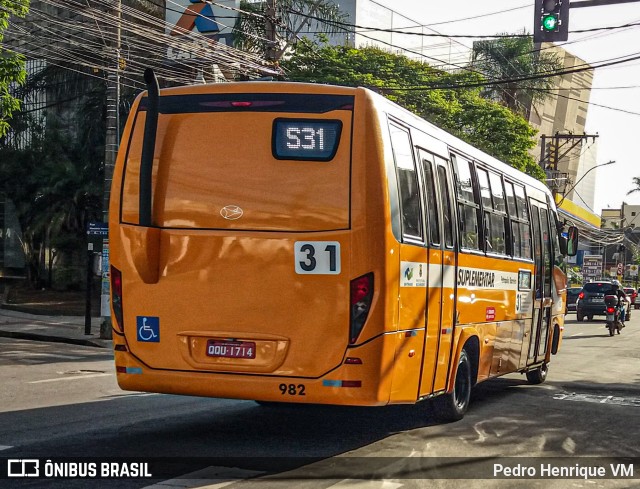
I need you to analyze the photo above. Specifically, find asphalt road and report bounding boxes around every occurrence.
[1,313,639,489]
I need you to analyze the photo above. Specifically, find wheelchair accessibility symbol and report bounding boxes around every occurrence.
[136,316,160,342]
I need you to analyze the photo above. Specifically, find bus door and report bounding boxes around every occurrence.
[527,200,553,364]
[417,149,457,396]
[390,122,428,401]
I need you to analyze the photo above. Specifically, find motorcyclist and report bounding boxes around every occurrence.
[610,280,628,327]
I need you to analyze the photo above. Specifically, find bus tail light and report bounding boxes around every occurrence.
[349,273,374,344]
[111,265,124,332]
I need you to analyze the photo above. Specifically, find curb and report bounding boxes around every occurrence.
[0,330,112,349]
[0,303,100,317]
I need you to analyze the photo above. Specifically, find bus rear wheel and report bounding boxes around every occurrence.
[525,363,548,384]
[433,349,471,422]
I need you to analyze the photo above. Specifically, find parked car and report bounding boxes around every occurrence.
[565,287,582,313]
[576,281,631,321]
[623,287,637,308]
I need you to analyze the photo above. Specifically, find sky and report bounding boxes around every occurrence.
[376,0,640,215]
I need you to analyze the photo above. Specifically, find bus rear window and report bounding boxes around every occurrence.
[120,94,353,232]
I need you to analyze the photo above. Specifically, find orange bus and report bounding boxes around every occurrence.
[108,69,578,421]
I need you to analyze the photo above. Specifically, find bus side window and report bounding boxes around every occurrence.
[421,154,440,246]
[451,154,480,251]
[514,184,532,259]
[540,208,553,297]
[505,181,520,257]
[487,171,507,255]
[437,164,454,249]
[390,124,423,241]
[476,167,506,255]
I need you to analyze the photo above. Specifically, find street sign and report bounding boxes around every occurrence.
[617,263,624,276]
[87,221,108,236]
[629,264,639,277]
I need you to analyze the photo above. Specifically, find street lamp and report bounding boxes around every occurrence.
[557,160,615,208]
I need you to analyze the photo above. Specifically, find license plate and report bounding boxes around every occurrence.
[206,340,256,359]
[606,314,614,321]
[591,298,604,303]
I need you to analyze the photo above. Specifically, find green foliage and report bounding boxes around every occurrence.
[0,118,102,286]
[0,0,30,137]
[234,0,348,61]
[282,41,544,181]
[567,266,583,285]
[470,32,563,115]
[627,176,640,196]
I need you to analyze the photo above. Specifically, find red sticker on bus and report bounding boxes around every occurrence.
[486,307,496,321]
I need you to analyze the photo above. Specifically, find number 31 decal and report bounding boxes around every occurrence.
[294,241,341,274]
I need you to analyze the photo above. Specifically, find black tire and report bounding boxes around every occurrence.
[609,324,615,336]
[587,315,593,321]
[433,349,472,422]
[525,363,548,384]
[577,312,584,321]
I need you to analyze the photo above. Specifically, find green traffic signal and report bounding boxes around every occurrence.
[534,0,568,42]
[542,14,558,32]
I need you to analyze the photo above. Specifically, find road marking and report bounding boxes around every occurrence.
[327,480,403,488]
[0,445,13,451]
[28,373,112,384]
[554,391,640,407]
[142,466,263,489]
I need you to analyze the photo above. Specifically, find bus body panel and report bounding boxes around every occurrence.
[109,81,569,409]
[115,227,354,376]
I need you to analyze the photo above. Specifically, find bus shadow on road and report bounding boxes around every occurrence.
[3,375,639,485]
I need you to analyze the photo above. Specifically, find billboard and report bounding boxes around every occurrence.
[582,255,603,282]
[166,0,239,61]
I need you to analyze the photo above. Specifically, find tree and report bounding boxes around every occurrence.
[0,119,102,287]
[627,176,640,196]
[470,32,563,116]
[282,41,545,181]
[1,63,107,288]
[233,0,348,62]
[0,0,30,137]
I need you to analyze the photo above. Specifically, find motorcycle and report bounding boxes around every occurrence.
[604,294,623,336]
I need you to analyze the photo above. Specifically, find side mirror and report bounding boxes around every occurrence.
[566,226,579,256]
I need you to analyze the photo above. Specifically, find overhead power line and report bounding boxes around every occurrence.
[294,10,640,39]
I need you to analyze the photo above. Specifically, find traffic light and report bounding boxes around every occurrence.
[534,0,570,43]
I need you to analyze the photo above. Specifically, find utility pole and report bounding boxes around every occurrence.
[540,132,599,201]
[103,0,121,221]
[265,0,277,63]
[100,0,122,340]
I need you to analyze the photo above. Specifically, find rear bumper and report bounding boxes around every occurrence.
[113,334,396,406]
[576,302,607,316]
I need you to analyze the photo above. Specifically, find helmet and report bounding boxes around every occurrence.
[612,280,621,288]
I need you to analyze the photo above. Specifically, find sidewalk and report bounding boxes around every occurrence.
[0,307,113,348]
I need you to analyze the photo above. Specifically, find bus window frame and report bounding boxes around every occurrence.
[435,158,456,251]
[450,152,483,255]
[388,121,425,245]
[475,163,508,257]
[418,150,441,247]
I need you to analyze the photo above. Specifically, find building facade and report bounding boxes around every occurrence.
[528,43,597,210]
